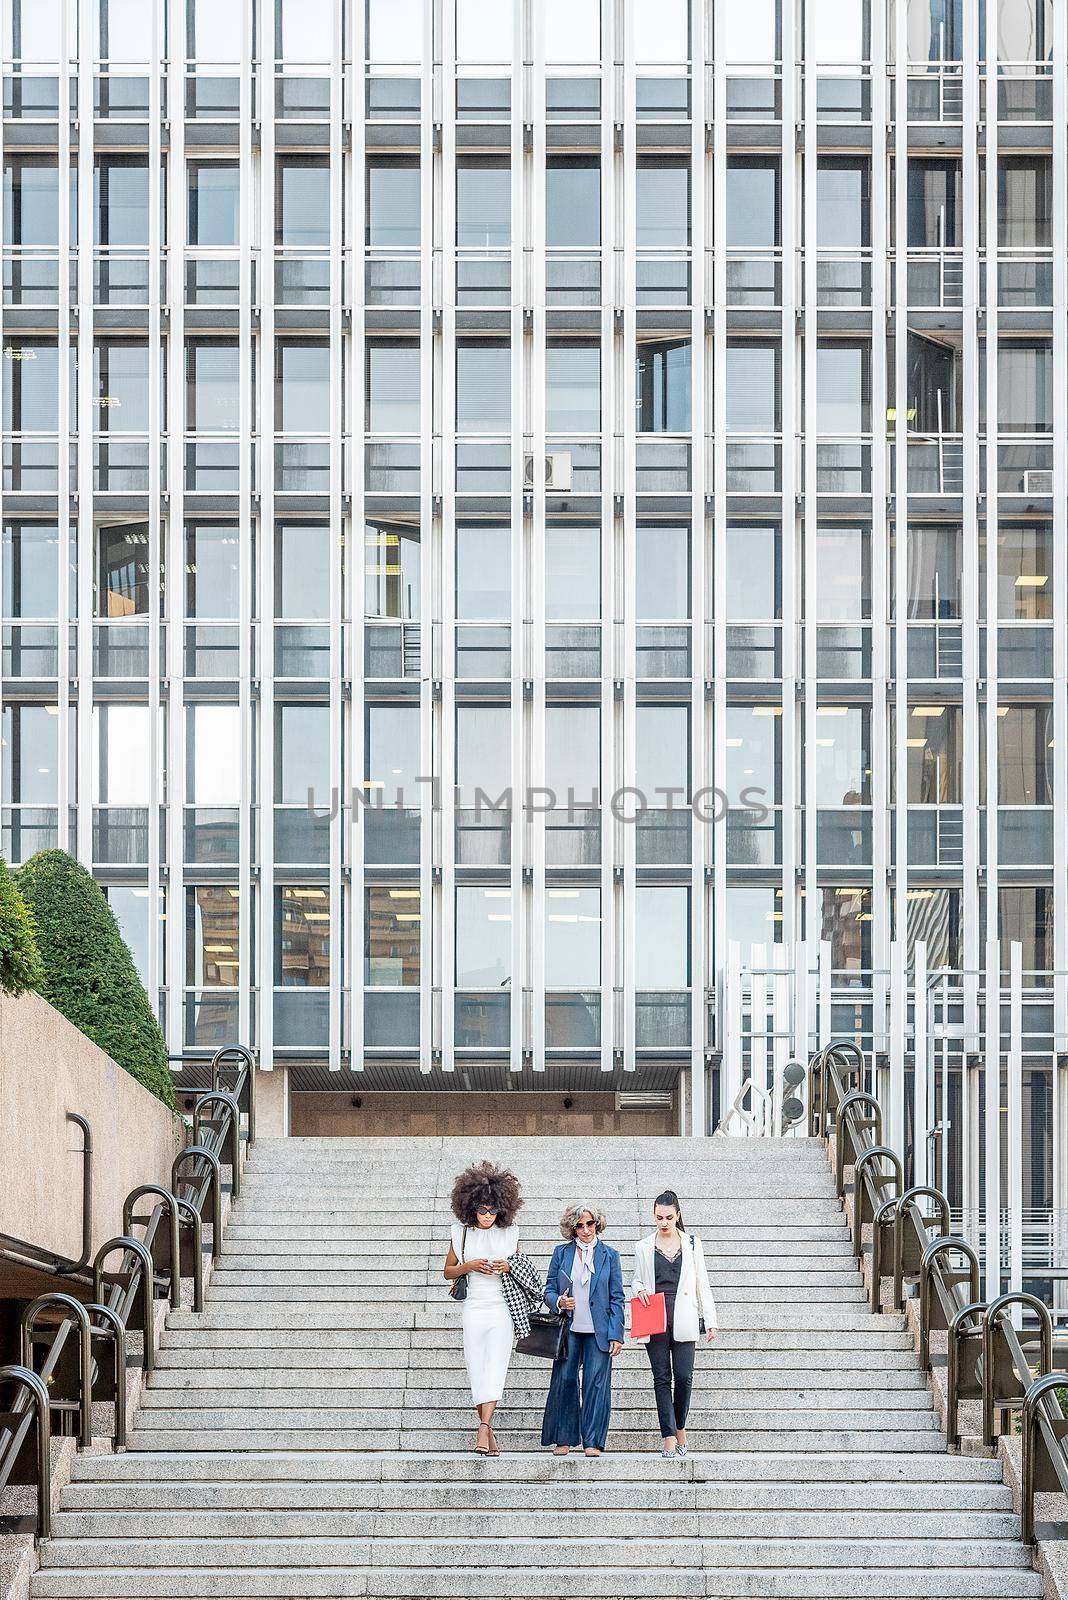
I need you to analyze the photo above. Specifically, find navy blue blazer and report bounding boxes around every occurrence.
[544,1240,625,1352]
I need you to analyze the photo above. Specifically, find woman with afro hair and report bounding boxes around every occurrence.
[443,1160,524,1454]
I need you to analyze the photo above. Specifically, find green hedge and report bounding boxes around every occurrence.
[17,850,175,1109]
[0,856,44,996]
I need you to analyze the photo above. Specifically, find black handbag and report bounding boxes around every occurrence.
[515,1311,569,1362]
[449,1227,468,1301]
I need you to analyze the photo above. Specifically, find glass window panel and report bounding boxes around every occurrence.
[3,523,59,618]
[107,887,152,988]
[635,340,691,433]
[814,525,871,619]
[276,156,330,247]
[186,885,240,989]
[809,0,868,59]
[633,0,689,60]
[545,887,600,987]
[2,703,58,803]
[546,343,600,432]
[635,704,689,795]
[546,524,599,620]
[366,157,420,248]
[276,702,330,802]
[4,158,59,247]
[998,887,1053,971]
[997,524,1052,620]
[725,704,780,800]
[818,885,871,970]
[3,341,60,433]
[366,0,423,61]
[544,0,600,62]
[95,157,149,246]
[816,341,871,432]
[816,159,870,248]
[187,703,240,804]
[726,343,780,432]
[456,704,510,799]
[96,523,149,616]
[724,0,777,60]
[364,519,420,620]
[276,523,329,619]
[546,158,600,247]
[810,704,871,804]
[723,885,783,953]
[276,340,330,433]
[455,885,511,986]
[635,885,690,986]
[636,524,690,618]
[907,159,962,248]
[903,524,961,619]
[636,158,690,247]
[186,339,239,432]
[997,705,1052,804]
[366,342,420,431]
[100,0,153,61]
[365,703,420,795]
[998,158,1052,249]
[456,342,510,432]
[95,703,150,804]
[726,523,781,617]
[187,162,239,246]
[186,523,239,618]
[998,341,1052,434]
[187,0,242,59]
[905,704,961,803]
[4,0,69,60]
[726,158,779,247]
[456,524,509,619]
[546,705,600,797]
[275,886,330,987]
[365,887,420,986]
[995,0,1052,63]
[456,0,512,62]
[277,0,332,60]
[456,157,510,248]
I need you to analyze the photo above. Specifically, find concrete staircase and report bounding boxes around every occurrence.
[32,1136,1044,1598]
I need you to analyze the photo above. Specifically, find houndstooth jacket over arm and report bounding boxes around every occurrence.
[502,1252,545,1341]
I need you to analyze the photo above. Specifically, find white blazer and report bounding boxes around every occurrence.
[631,1231,717,1343]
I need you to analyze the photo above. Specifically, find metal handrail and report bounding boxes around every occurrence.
[892,1187,951,1311]
[981,1293,1053,1451]
[0,1042,256,1542]
[1022,1373,1068,1543]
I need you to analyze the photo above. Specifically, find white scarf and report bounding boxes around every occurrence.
[575,1238,597,1286]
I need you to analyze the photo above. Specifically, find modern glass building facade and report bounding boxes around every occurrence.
[0,0,1064,1156]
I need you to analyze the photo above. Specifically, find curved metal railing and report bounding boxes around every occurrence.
[0,1041,255,1540]
[809,1038,1068,1544]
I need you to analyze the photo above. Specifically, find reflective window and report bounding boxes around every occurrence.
[456,0,512,63]
[185,339,239,432]
[100,0,154,61]
[816,159,870,249]
[187,162,239,247]
[997,705,1052,804]
[365,887,420,986]
[635,704,689,797]
[905,704,962,803]
[276,523,329,618]
[186,885,240,989]
[275,340,330,433]
[726,342,781,432]
[636,524,689,617]
[3,342,60,433]
[3,523,59,617]
[810,704,871,804]
[994,0,1052,62]
[545,887,600,987]
[96,523,149,617]
[366,341,420,431]
[726,523,781,617]
[816,341,871,433]
[276,157,330,247]
[365,519,420,620]
[636,158,690,248]
[456,341,510,432]
[723,885,783,951]
[4,0,71,60]
[94,703,150,803]
[902,524,961,619]
[998,887,1053,971]
[814,526,870,619]
[456,157,510,248]
[366,0,423,61]
[996,524,1052,620]
[998,158,1052,249]
[546,343,600,432]
[94,156,150,246]
[546,705,600,799]
[544,0,600,62]
[546,158,600,248]
[724,0,778,61]
[455,886,511,986]
[997,341,1052,434]
[187,704,240,804]
[546,524,599,619]
[726,159,779,247]
[633,0,689,61]
[457,524,509,619]
[2,703,58,803]
[635,340,690,432]
[634,886,690,986]
[808,0,869,60]
[365,703,420,796]
[187,0,242,59]
[276,0,332,61]
[276,702,330,802]
[186,523,239,618]
[725,705,780,803]
[366,157,420,248]
[4,157,59,246]
[907,160,962,248]
[456,704,510,801]
[275,886,330,986]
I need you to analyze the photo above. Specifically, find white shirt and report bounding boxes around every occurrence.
[451,1222,518,1307]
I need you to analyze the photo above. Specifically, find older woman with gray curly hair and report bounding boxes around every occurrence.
[540,1202,625,1456]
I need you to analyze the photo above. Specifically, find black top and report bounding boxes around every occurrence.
[654,1247,683,1328]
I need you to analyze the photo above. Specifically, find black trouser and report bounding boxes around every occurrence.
[645,1330,695,1438]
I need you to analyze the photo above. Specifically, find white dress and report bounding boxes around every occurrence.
[451,1221,519,1406]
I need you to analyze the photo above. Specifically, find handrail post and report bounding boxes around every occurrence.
[21,1292,93,1448]
[175,1196,204,1313]
[94,1235,157,1373]
[87,1302,128,1450]
[64,1111,93,1271]
[893,1186,951,1310]
[982,1292,1053,1450]
[193,1090,242,1201]
[1022,1373,1068,1545]
[173,1146,223,1256]
[947,1299,985,1450]
[0,1365,52,1539]
[122,1185,183,1311]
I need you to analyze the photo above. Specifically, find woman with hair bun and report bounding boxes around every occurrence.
[631,1188,717,1457]
[443,1161,524,1455]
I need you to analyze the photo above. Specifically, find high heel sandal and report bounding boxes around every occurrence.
[487,1428,502,1456]
[474,1423,492,1455]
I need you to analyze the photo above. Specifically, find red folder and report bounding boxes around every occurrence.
[629,1292,667,1339]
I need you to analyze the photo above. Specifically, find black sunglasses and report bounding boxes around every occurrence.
[476,1204,498,1215]
[575,1219,598,1230]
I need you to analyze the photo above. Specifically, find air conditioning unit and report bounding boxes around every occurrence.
[615,1092,674,1111]
[524,451,572,492]
[1023,470,1053,495]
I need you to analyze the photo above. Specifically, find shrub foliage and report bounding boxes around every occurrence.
[17,850,175,1108]
[0,856,44,996]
